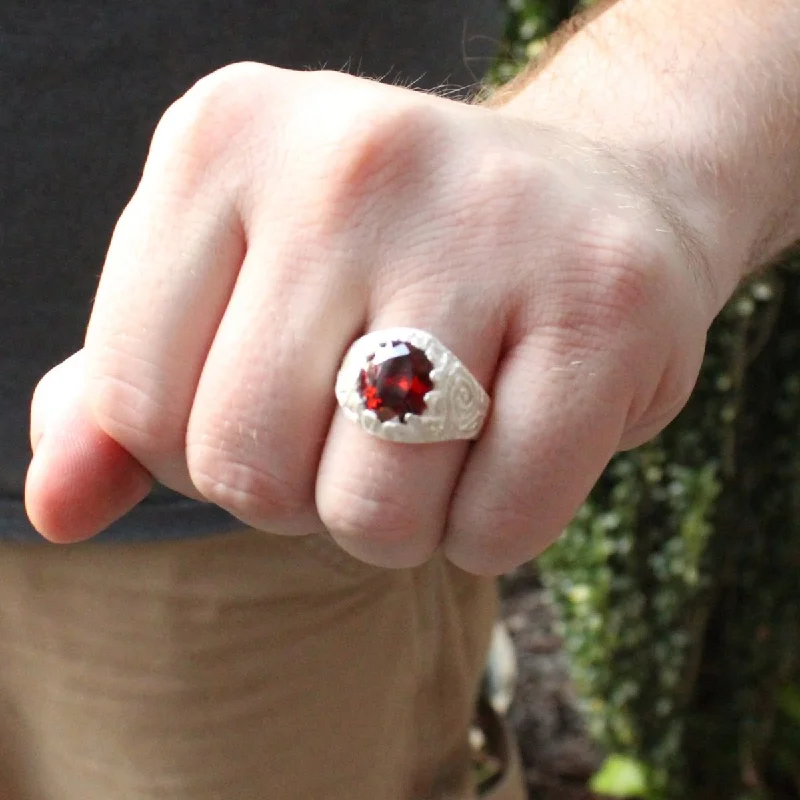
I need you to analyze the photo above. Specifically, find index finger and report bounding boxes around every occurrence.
[83,74,253,495]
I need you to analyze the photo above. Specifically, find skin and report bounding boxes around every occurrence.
[25,0,800,575]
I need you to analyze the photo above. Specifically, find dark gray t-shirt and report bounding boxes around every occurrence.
[1,0,503,542]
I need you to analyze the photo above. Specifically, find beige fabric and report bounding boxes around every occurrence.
[0,529,526,800]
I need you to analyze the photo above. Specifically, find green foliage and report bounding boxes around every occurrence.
[590,754,650,798]
[539,258,800,799]
[490,0,593,84]
[494,2,800,798]
[540,263,800,800]
[540,449,720,796]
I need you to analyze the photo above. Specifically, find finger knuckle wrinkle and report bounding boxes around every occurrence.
[188,448,305,521]
[574,220,661,315]
[474,495,536,536]
[320,482,420,548]
[89,373,184,457]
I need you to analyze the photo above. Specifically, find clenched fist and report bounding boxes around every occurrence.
[25,63,716,574]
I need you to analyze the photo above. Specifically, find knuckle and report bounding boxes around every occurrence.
[187,443,308,524]
[575,218,661,313]
[147,61,272,182]
[87,367,184,460]
[319,480,426,552]
[446,502,546,576]
[461,145,534,225]
[538,217,666,350]
[310,92,445,222]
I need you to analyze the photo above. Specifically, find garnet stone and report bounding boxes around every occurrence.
[358,340,434,423]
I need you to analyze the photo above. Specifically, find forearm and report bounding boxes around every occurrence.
[493,0,800,303]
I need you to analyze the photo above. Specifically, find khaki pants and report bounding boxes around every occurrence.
[0,530,525,799]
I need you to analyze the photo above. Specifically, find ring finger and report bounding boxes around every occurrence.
[316,277,505,568]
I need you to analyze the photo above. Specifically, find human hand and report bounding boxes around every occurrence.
[25,64,718,574]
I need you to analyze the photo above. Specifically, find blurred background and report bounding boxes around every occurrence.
[492,3,800,799]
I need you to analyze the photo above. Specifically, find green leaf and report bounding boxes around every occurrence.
[590,754,649,798]
[778,683,800,724]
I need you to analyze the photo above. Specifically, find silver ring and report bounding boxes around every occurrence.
[335,327,490,443]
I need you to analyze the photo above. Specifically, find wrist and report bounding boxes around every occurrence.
[488,0,800,312]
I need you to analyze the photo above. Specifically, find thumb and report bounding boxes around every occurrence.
[25,350,153,543]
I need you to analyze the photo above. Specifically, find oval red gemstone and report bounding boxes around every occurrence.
[358,341,434,423]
